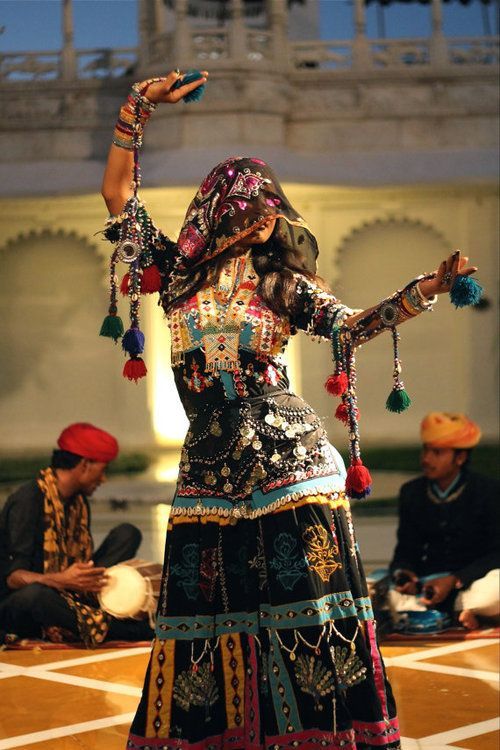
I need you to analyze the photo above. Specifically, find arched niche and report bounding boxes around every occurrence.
[0,230,153,451]
[333,217,473,444]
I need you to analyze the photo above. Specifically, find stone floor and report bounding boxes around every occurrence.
[0,639,497,749]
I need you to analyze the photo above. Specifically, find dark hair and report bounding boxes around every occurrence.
[51,449,83,470]
[163,231,328,319]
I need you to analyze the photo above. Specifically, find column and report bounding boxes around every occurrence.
[430,0,448,67]
[173,0,191,67]
[267,0,289,69]
[352,0,370,69]
[61,0,76,80]
[138,0,152,68]
[229,0,247,62]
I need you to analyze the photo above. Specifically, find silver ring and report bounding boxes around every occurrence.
[442,271,452,286]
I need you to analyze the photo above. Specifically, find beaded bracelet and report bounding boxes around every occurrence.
[112,79,164,150]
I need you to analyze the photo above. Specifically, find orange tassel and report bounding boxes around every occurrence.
[123,357,147,382]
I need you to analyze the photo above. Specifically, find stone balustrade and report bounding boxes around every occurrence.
[1,35,498,81]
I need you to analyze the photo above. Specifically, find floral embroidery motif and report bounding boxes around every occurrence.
[294,654,336,711]
[170,543,200,601]
[199,547,218,602]
[270,533,307,591]
[183,360,214,393]
[330,645,367,690]
[303,525,341,582]
[249,533,268,591]
[173,663,219,721]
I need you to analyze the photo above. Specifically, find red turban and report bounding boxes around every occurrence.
[420,412,481,449]
[57,423,119,463]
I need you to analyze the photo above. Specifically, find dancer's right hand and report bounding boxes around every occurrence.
[142,70,208,104]
[57,561,109,593]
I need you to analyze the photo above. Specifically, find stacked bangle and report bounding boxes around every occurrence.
[112,79,164,150]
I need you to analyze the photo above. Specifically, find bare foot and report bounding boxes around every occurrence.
[458,609,479,630]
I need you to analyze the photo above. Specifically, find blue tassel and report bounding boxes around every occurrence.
[450,276,483,308]
[172,69,206,103]
[122,327,145,356]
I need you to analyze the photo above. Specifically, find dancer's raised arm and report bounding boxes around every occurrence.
[101,71,208,215]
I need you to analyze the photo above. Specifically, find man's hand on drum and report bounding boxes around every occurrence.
[57,561,109,593]
[418,250,477,299]
[142,69,208,105]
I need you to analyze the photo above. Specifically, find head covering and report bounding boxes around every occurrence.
[420,412,481,449]
[57,423,119,463]
[176,156,318,272]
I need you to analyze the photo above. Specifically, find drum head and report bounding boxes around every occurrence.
[98,564,148,619]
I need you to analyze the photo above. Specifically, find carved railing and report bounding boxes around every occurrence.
[448,36,500,65]
[76,48,137,78]
[191,29,230,60]
[0,47,137,81]
[247,30,273,61]
[370,39,430,68]
[0,35,498,82]
[291,41,352,70]
[0,51,60,80]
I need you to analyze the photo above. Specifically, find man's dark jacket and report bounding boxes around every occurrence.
[390,471,500,588]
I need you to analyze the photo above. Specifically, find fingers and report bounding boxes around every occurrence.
[168,73,208,103]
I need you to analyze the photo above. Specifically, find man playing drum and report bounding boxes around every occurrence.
[0,422,154,647]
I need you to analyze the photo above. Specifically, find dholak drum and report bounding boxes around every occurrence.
[98,558,162,625]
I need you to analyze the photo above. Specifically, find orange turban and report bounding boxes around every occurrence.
[57,423,119,463]
[420,412,481,449]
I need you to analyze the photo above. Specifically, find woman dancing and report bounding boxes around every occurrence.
[101,72,477,750]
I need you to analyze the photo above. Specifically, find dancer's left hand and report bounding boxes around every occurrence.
[419,250,477,299]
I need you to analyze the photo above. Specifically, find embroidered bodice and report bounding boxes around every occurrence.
[167,253,352,418]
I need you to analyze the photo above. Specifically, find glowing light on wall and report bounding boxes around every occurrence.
[146,297,189,446]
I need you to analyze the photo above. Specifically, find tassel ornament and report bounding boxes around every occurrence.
[99,313,124,342]
[120,273,130,296]
[386,385,411,413]
[325,371,348,396]
[335,402,359,425]
[122,327,145,356]
[450,275,483,308]
[386,327,411,414]
[123,357,147,382]
[140,264,162,293]
[346,459,372,499]
[172,69,206,103]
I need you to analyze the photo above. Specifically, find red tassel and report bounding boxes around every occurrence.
[123,357,147,382]
[345,458,372,497]
[140,264,162,294]
[120,273,130,296]
[334,402,361,425]
[325,371,348,396]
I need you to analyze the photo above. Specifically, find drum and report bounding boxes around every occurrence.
[98,558,162,624]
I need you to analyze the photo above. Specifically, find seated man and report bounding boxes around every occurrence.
[389,412,499,630]
[0,423,154,646]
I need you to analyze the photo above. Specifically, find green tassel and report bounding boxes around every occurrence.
[99,314,124,342]
[386,387,411,413]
